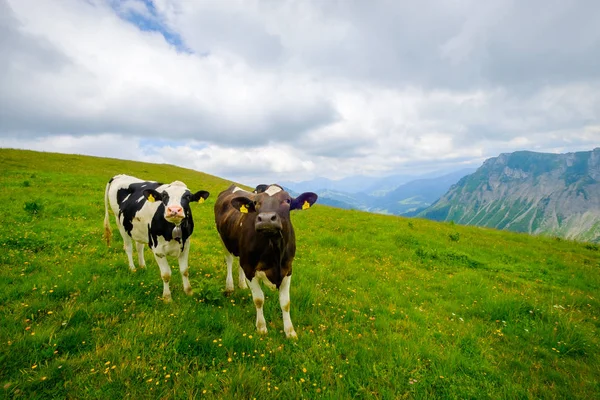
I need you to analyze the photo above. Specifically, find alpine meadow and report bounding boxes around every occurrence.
[2,148,600,399]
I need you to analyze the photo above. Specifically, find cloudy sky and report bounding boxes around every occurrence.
[1,0,599,186]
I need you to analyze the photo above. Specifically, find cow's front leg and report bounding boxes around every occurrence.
[178,242,193,296]
[247,275,267,335]
[136,242,146,268]
[279,275,297,339]
[153,252,172,302]
[225,253,234,293]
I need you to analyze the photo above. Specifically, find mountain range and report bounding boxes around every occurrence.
[284,148,600,242]
[419,148,600,242]
[282,168,476,215]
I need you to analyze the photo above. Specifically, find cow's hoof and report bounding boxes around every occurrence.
[257,326,268,335]
[286,330,298,339]
[239,281,248,290]
[184,287,193,296]
[162,294,172,302]
[129,268,137,273]
[224,288,234,296]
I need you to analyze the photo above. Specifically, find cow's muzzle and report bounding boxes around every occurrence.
[255,212,282,233]
[165,205,185,223]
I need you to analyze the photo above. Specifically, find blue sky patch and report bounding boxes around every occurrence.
[111,0,191,53]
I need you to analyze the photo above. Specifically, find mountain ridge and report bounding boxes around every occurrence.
[419,148,600,242]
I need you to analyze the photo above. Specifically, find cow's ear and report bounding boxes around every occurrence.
[253,184,269,194]
[143,189,163,203]
[291,192,318,211]
[191,190,210,203]
[231,197,256,214]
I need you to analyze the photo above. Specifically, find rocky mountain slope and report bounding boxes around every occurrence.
[419,148,600,242]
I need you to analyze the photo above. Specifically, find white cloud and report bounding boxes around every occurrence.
[1,0,334,145]
[1,0,600,186]
[0,134,144,162]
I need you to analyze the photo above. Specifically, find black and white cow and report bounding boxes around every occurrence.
[103,174,209,301]
[214,184,317,338]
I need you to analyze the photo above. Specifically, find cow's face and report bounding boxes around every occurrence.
[143,181,209,224]
[231,185,318,234]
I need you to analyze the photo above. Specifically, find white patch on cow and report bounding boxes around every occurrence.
[162,183,186,204]
[255,271,277,290]
[141,184,147,188]
[128,203,159,243]
[136,195,145,203]
[232,186,244,193]
[152,234,186,258]
[264,186,282,196]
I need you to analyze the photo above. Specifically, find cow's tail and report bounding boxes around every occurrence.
[103,180,113,247]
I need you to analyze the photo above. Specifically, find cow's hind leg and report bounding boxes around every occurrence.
[279,275,297,339]
[136,242,146,268]
[225,253,234,293]
[178,242,193,295]
[153,253,172,302]
[238,265,248,289]
[247,276,268,335]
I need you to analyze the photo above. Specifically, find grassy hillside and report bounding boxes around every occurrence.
[1,148,600,399]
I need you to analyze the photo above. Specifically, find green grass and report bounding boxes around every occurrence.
[1,148,600,399]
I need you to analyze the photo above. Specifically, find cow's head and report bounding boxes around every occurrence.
[143,181,209,225]
[230,184,317,234]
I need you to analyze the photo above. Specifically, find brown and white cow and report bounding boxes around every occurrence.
[104,174,209,301]
[214,184,317,338]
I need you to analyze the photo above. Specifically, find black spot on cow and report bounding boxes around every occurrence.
[116,181,162,237]
[147,203,194,250]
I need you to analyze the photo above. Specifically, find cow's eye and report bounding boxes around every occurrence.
[285,198,291,204]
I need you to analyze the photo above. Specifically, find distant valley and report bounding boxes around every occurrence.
[282,168,476,216]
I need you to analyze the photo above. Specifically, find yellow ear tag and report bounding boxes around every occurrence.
[302,200,310,210]
[240,204,248,214]
[198,197,204,204]
[147,194,155,203]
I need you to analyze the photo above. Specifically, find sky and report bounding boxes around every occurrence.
[1,0,600,186]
